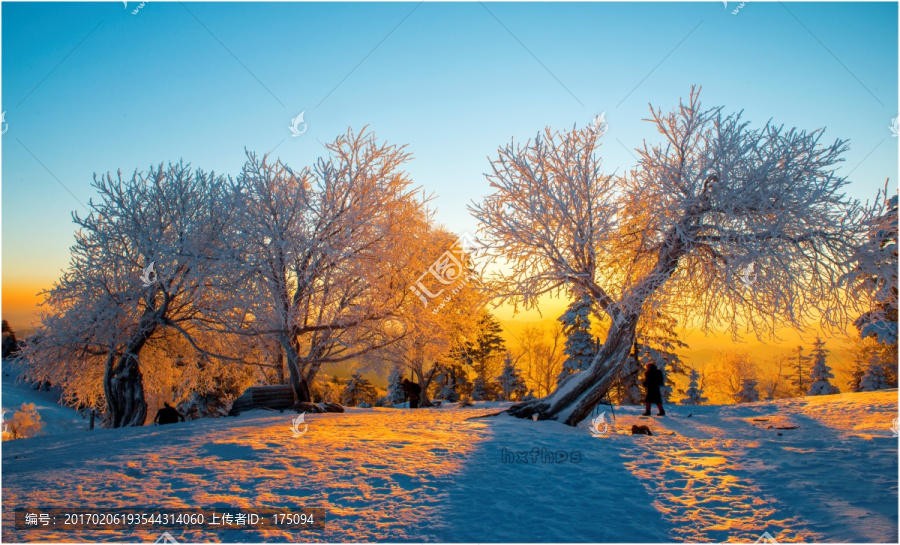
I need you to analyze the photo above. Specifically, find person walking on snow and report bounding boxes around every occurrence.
[642,362,666,416]
[153,402,185,425]
[401,379,421,409]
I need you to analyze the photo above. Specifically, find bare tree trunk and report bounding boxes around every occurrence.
[280,334,311,403]
[103,315,156,428]
[275,350,285,385]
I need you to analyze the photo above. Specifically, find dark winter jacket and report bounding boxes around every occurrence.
[154,404,184,425]
[402,380,421,400]
[643,364,664,404]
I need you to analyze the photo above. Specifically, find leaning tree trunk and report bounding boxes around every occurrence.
[508,312,640,425]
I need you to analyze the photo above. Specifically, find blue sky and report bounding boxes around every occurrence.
[2,1,897,329]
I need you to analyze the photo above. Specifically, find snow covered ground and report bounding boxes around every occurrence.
[1,388,897,543]
[1,366,87,435]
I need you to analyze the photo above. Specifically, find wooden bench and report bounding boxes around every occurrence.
[229,385,296,415]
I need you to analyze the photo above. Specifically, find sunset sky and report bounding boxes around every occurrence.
[2,1,897,367]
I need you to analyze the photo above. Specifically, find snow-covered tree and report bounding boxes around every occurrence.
[372,226,486,407]
[557,291,596,379]
[497,352,528,401]
[19,162,242,427]
[679,368,708,405]
[789,345,810,397]
[733,378,760,403]
[386,365,406,405]
[859,352,889,391]
[613,354,644,405]
[848,352,866,392]
[342,372,378,406]
[3,403,44,440]
[473,88,869,424]
[457,310,507,384]
[846,189,898,345]
[512,324,565,397]
[471,377,489,401]
[226,131,431,404]
[806,337,839,395]
[2,320,19,359]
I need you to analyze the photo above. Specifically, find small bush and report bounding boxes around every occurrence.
[2,403,44,440]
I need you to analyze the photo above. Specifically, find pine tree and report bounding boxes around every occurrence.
[848,353,866,393]
[341,372,378,406]
[850,192,898,346]
[471,377,490,401]
[806,337,839,395]
[859,352,889,391]
[386,365,406,405]
[460,311,506,382]
[497,352,528,401]
[615,354,644,405]
[734,378,760,403]
[1,319,18,360]
[789,345,809,396]
[679,368,708,405]
[557,292,596,379]
[631,312,688,401]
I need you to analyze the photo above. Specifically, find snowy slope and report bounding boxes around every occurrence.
[1,364,87,436]
[1,392,897,543]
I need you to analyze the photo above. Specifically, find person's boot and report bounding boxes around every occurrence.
[657,409,666,416]
[642,405,652,416]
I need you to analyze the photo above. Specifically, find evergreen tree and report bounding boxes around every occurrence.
[734,378,760,403]
[806,337,839,395]
[432,361,469,402]
[850,192,898,346]
[471,377,489,401]
[789,345,809,396]
[848,353,866,392]
[679,368,708,405]
[614,354,644,405]
[341,372,378,406]
[557,292,596,379]
[497,352,528,401]
[459,311,506,382]
[2,320,18,360]
[386,365,406,405]
[859,352,889,391]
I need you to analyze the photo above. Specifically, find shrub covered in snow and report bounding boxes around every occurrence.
[2,403,44,440]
